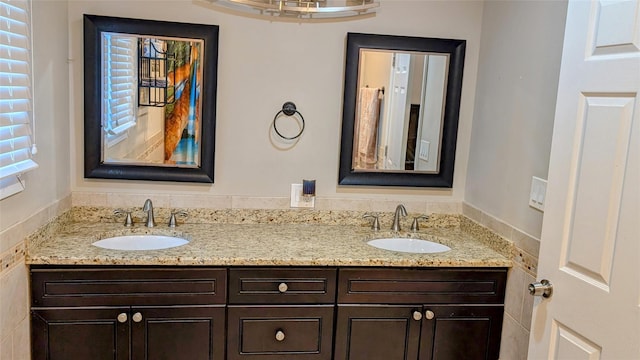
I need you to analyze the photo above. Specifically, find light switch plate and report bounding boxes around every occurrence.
[529,176,547,212]
[290,184,314,208]
[419,140,430,161]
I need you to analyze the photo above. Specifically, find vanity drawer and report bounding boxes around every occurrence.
[337,268,507,304]
[30,266,227,307]
[228,268,337,304]
[227,305,334,360]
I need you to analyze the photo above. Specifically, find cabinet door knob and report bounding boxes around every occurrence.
[275,330,286,341]
[425,310,435,320]
[278,282,288,293]
[412,310,423,321]
[117,313,128,323]
[132,312,143,323]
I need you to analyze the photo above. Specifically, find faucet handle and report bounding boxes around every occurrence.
[114,210,133,227]
[363,213,380,231]
[168,211,188,228]
[411,215,430,232]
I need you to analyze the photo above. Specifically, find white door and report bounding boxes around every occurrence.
[528,0,640,359]
[383,53,411,169]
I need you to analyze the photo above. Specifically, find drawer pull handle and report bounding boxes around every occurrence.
[132,312,143,323]
[117,313,128,323]
[412,310,423,321]
[425,310,435,320]
[275,330,286,341]
[278,282,288,293]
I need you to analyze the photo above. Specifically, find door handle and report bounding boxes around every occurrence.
[132,312,143,323]
[529,279,553,298]
[424,310,435,320]
[117,313,128,323]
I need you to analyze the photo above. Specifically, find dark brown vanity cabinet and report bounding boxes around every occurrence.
[30,266,507,360]
[334,268,507,360]
[226,268,337,360]
[30,267,227,360]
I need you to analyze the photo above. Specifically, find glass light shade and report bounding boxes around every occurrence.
[208,0,379,19]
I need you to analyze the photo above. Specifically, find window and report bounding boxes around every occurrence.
[102,33,137,147]
[0,0,37,199]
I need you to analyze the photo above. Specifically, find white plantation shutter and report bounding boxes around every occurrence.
[0,0,37,198]
[103,33,137,145]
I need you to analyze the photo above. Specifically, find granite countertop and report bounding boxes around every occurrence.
[26,208,512,268]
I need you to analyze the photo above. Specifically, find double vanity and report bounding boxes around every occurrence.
[27,206,511,360]
[65,8,496,359]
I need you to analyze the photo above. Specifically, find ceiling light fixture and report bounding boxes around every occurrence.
[206,0,379,20]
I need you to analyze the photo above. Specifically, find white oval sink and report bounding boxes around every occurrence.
[92,235,189,251]
[367,238,451,254]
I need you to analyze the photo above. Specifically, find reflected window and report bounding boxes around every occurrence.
[102,33,137,148]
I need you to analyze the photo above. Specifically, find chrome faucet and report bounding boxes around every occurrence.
[391,204,407,231]
[142,199,155,228]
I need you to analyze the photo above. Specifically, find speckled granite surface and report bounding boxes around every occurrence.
[26,207,512,268]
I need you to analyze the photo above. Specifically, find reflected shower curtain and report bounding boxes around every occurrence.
[353,87,381,169]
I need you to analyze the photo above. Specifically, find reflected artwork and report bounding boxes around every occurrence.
[102,33,204,168]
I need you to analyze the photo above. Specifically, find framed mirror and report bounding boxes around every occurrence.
[84,15,218,183]
[338,33,465,187]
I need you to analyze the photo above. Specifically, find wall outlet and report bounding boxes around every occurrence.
[290,184,315,208]
[529,176,547,212]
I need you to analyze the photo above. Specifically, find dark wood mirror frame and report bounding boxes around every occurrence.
[83,14,218,183]
[338,33,466,188]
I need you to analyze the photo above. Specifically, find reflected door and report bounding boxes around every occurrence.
[528,0,640,358]
[382,53,411,169]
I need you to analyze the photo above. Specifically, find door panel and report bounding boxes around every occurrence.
[529,0,640,358]
[31,308,129,360]
[131,306,225,360]
[334,305,421,360]
[550,321,602,359]
[419,305,503,360]
[559,95,634,289]
[383,53,411,169]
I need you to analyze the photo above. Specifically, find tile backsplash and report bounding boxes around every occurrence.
[71,191,463,214]
[0,195,71,360]
[462,202,540,360]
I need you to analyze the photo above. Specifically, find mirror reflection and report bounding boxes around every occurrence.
[84,14,218,183]
[353,49,448,173]
[101,33,203,168]
[338,33,466,187]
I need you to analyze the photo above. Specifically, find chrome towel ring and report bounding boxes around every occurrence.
[273,102,305,140]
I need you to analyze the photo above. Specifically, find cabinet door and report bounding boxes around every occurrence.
[130,306,226,360]
[31,307,129,360]
[334,305,422,360]
[419,305,504,360]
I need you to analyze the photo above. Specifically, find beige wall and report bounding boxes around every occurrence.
[466,0,568,239]
[68,0,484,204]
[0,1,71,234]
[467,1,568,359]
[0,2,71,359]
